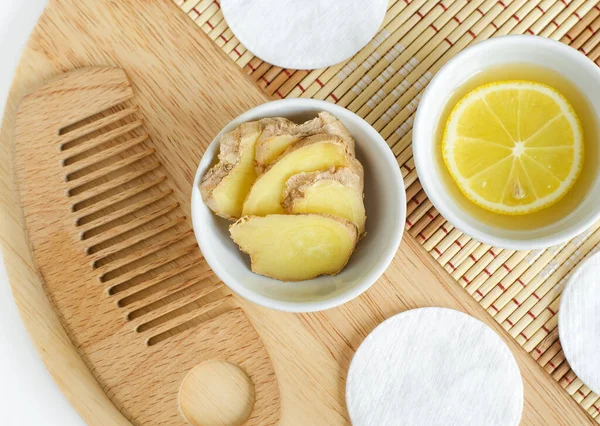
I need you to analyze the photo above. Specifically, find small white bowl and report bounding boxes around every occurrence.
[191,99,405,312]
[413,35,600,250]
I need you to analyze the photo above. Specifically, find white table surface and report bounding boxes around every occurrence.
[0,1,84,424]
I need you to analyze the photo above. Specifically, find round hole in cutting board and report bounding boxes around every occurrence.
[179,360,255,426]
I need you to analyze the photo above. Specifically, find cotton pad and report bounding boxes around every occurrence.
[346,308,523,426]
[221,0,388,70]
[559,251,600,395]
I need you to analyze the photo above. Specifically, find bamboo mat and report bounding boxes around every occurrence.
[174,0,600,420]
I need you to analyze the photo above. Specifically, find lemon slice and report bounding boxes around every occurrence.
[442,81,583,215]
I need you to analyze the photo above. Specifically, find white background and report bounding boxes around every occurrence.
[0,1,84,424]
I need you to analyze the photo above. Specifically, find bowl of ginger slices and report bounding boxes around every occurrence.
[191,99,405,312]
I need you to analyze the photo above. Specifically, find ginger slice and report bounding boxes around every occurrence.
[242,134,353,216]
[282,165,366,235]
[230,214,358,281]
[255,111,355,174]
[200,121,263,219]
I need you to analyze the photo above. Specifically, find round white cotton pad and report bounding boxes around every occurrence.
[220,0,388,70]
[346,308,523,426]
[559,251,600,395]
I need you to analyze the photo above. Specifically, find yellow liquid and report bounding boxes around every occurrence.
[435,63,600,231]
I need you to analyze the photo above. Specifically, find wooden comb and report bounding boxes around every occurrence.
[13,67,279,425]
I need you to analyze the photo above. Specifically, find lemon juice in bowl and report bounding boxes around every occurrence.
[433,63,599,232]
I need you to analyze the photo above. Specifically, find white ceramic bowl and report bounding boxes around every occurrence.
[413,35,600,250]
[191,99,405,312]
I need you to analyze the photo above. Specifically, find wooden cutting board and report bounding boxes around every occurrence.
[0,0,594,424]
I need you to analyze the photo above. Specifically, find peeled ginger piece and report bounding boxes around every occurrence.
[200,121,263,219]
[242,134,353,216]
[283,166,366,235]
[255,111,355,173]
[230,214,358,281]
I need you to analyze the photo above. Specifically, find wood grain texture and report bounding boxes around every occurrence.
[180,360,256,425]
[13,66,278,426]
[0,0,596,425]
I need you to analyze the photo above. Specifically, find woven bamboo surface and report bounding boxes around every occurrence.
[174,0,600,420]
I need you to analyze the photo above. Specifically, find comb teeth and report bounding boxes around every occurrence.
[78,189,173,235]
[123,270,216,312]
[145,295,233,346]
[60,105,139,145]
[62,122,146,166]
[71,161,162,209]
[129,278,222,324]
[103,241,198,287]
[85,202,180,248]
[76,175,168,223]
[64,133,149,177]
[59,101,229,346]
[113,255,201,299]
[67,147,156,194]
[139,294,232,335]
[90,216,186,262]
